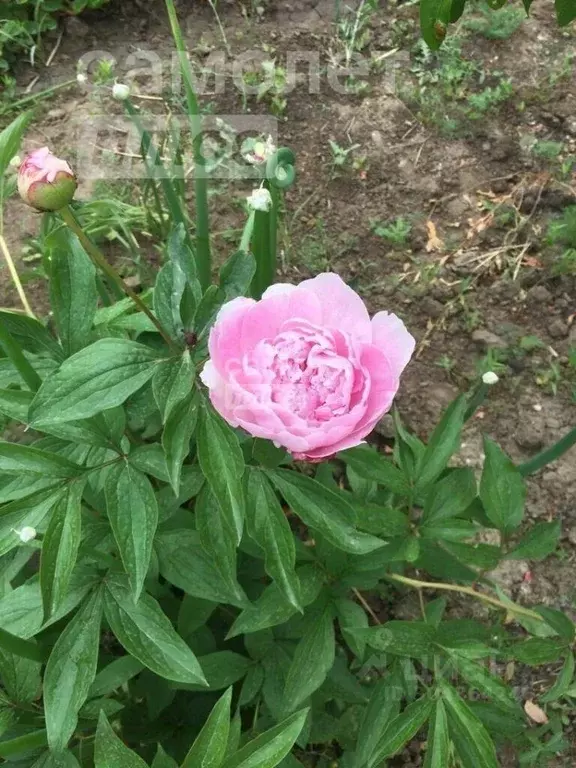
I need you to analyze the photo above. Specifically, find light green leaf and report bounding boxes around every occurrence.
[222,709,309,768]
[267,470,384,555]
[423,700,449,768]
[448,652,519,711]
[162,391,198,494]
[182,687,231,768]
[31,751,80,767]
[354,621,435,658]
[339,445,409,495]
[197,403,245,543]
[480,437,526,532]
[245,470,301,611]
[355,667,403,768]
[29,339,160,426]
[152,352,194,423]
[441,679,498,768]
[219,250,256,300]
[103,574,207,685]
[0,488,64,558]
[43,589,103,751]
[154,261,187,341]
[105,463,158,601]
[0,112,32,176]
[507,520,560,560]
[335,598,369,659]
[95,711,148,768]
[0,647,41,705]
[40,479,85,618]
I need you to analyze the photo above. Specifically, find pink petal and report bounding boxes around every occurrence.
[299,273,372,342]
[371,311,415,375]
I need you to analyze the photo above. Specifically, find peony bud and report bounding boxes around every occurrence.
[247,187,272,212]
[482,371,499,385]
[14,526,37,543]
[112,82,130,101]
[244,135,276,165]
[77,72,87,85]
[18,147,77,211]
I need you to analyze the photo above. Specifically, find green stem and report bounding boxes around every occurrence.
[165,0,211,290]
[251,209,271,299]
[0,627,44,663]
[518,426,576,477]
[59,206,177,351]
[0,320,41,392]
[269,182,279,282]
[240,210,256,253]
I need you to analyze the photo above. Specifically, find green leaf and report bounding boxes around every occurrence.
[0,387,33,422]
[541,652,574,703]
[0,112,32,177]
[49,230,97,357]
[423,700,449,768]
[479,437,526,532]
[155,529,248,608]
[441,679,498,768]
[151,745,178,768]
[95,710,148,768]
[31,751,81,767]
[0,310,62,362]
[420,0,453,49]
[355,668,403,767]
[105,463,158,601]
[556,0,576,25]
[197,403,245,544]
[0,442,82,478]
[507,520,560,560]
[103,574,207,685]
[515,638,568,666]
[0,730,48,759]
[450,0,467,22]
[0,488,65,558]
[0,647,41,704]
[219,250,256,300]
[267,470,384,555]
[283,600,335,712]
[162,391,198,494]
[181,687,231,768]
[352,499,409,537]
[522,0,534,10]
[129,443,171,483]
[30,339,160,426]
[154,260,187,341]
[40,480,85,618]
[371,694,433,764]
[89,655,144,697]
[190,652,251,691]
[443,542,501,571]
[416,395,467,491]
[222,709,309,768]
[152,352,194,424]
[335,598,368,659]
[195,284,226,337]
[339,445,409,495]
[196,485,244,604]
[422,468,477,524]
[166,225,201,330]
[355,621,435,658]
[535,607,575,642]
[245,470,301,611]
[43,589,103,751]
[448,653,519,711]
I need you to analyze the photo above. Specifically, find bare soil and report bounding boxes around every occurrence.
[3,0,576,764]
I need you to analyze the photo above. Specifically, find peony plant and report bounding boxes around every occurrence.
[0,2,575,767]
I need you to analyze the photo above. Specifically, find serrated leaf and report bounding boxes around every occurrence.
[222,709,309,768]
[441,679,499,768]
[423,700,449,768]
[507,520,560,561]
[95,710,148,768]
[417,395,467,490]
[267,470,384,555]
[43,589,103,750]
[245,470,301,611]
[30,339,160,426]
[49,230,97,357]
[197,403,245,543]
[40,479,85,618]
[181,687,231,768]
[103,574,206,685]
[162,391,198,494]
[105,463,158,601]
[152,352,194,423]
[480,437,525,532]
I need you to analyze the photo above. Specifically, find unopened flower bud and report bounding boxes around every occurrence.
[18,147,77,211]
[77,72,87,85]
[247,187,272,212]
[14,526,37,543]
[112,82,130,101]
[9,155,21,168]
[244,135,276,165]
[482,371,499,385]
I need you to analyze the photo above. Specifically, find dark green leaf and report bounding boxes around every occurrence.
[0,488,64,558]
[197,404,245,543]
[355,621,435,657]
[267,470,384,555]
[245,470,301,610]
[151,745,178,768]
[283,600,335,712]
[0,112,32,177]
[535,607,575,642]
[105,463,158,601]
[182,688,231,768]
[128,443,171,483]
[339,445,409,495]
[49,231,97,357]
[507,520,561,561]
[335,598,368,658]
[372,694,433,763]
[30,339,160,426]
[422,468,477,524]
[103,574,207,685]
[420,519,477,542]
[0,442,82,478]
[443,542,501,571]
[195,285,226,336]
[154,261,187,341]
[152,352,194,423]
[191,652,251,691]
[44,589,103,750]
[479,437,525,532]
[441,680,498,768]
[416,395,467,491]
[95,711,148,768]
[31,751,80,767]
[222,709,309,768]
[219,250,256,300]
[423,700,449,768]
[541,652,574,703]
[0,647,40,704]
[556,0,576,25]
[89,655,144,698]
[0,310,62,362]
[352,500,410,538]
[450,0,467,22]
[355,668,403,767]
[40,480,85,618]
[448,653,519,711]
[162,391,198,494]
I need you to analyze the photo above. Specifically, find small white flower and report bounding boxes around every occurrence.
[482,371,499,385]
[247,187,272,212]
[244,135,276,165]
[9,155,21,168]
[112,82,131,101]
[14,526,37,543]
[77,72,87,85]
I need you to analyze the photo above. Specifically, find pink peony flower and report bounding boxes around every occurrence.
[200,273,415,461]
[18,147,77,211]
